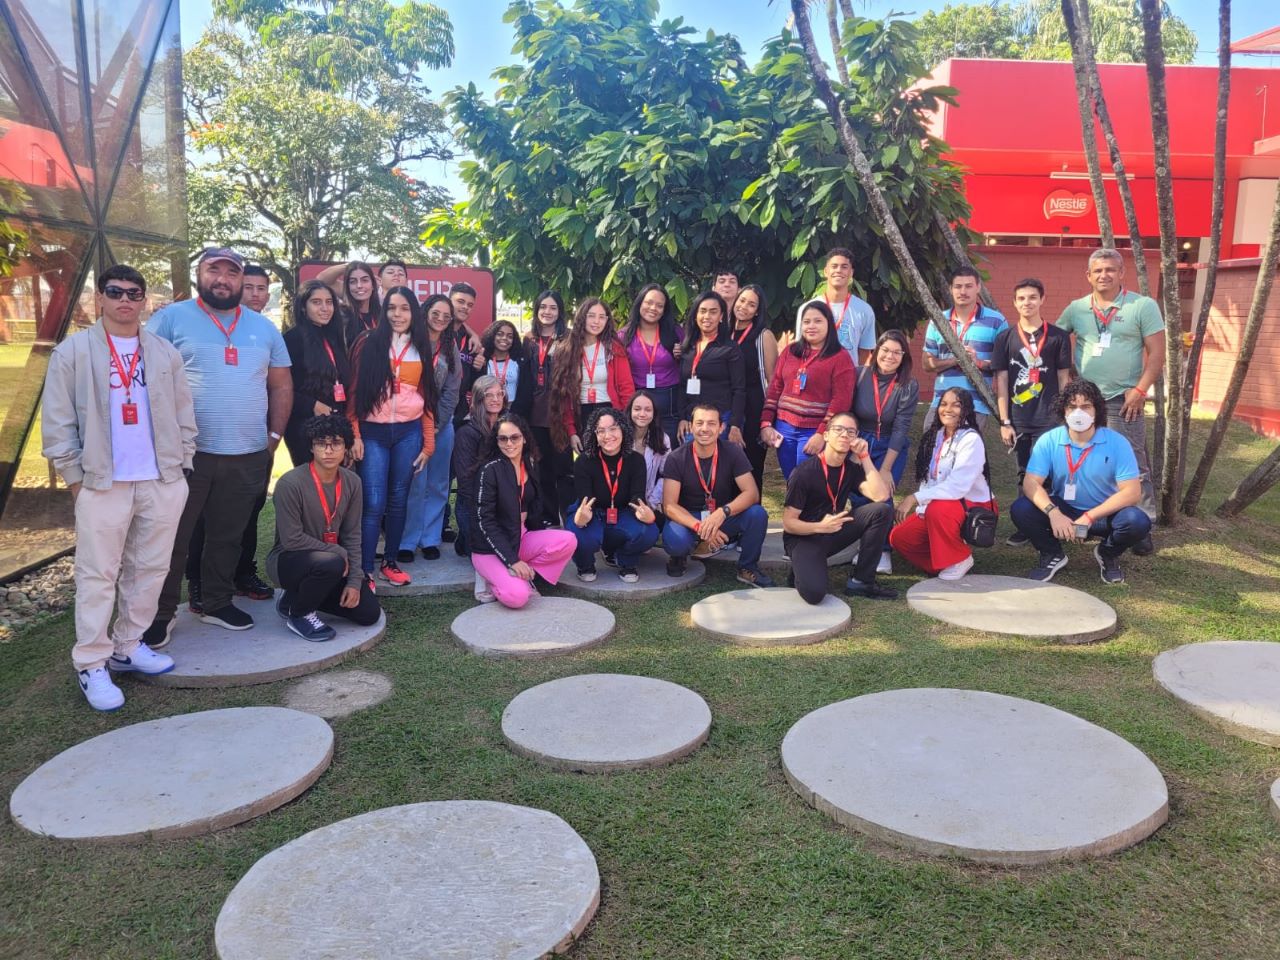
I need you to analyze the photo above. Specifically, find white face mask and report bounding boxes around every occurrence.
[1065,408,1095,432]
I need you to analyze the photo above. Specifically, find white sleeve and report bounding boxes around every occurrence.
[914,431,987,505]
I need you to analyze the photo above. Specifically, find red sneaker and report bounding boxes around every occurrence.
[378,561,410,587]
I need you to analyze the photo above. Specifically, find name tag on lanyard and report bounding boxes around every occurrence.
[686,377,701,395]
[224,345,238,366]
[121,402,138,425]
[645,373,656,389]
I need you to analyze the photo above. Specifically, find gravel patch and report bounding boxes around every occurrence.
[0,556,75,641]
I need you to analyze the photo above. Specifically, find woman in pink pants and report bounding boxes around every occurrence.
[471,412,576,607]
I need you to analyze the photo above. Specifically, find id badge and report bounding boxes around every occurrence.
[795,372,807,392]
[1091,343,1104,357]
[700,509,711,522]
[332,383,346,403]
[322,531,338,544]
[645,373,656,389]
[705,497,716,512]
[1063,482,1078,501]
[686,377,701,395]
[606,507,618,525]
[392,378,401,394]
[224,345,238,366]
[537,372,545,387]
[1099,332,1113,349]
[1027,367,1040,384]
[121,402,138,425]
[586,387,597,403]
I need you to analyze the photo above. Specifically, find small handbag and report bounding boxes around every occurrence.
[961,497,998,548]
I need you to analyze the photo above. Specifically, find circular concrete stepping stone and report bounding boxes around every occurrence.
[1271,779,1280,828]
[782,688,1168,865]
[144,592,385,688]
[452,596,614,659]
[703,528,858,575]
[557,551,704,601]
[10,707,332,842]
[376,549,475,597]
[284,669,393,719]
[906,574,1116,644]
[1152,641,1280,746]
[215,800,599,960]
[690,588,850,646]
[502,674,712,772]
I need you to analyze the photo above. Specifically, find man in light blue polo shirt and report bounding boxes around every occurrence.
[922,266,1007,428]
[143,247,293,642]
[791,247,877,366]
[1010,378,1152,585]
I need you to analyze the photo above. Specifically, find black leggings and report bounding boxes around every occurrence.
[531,424,574,526]
[787,501,893,604]
[274,549,381,625]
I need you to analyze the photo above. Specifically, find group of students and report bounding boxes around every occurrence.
[42,241,1163,710]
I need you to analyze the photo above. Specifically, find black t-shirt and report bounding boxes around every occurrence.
[990,322,1073,431]
[662,440,753,514]
[573,449,647,509]
[783,453,868,523]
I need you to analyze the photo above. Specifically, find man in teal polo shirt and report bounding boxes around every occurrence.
[1055,248,1164,533]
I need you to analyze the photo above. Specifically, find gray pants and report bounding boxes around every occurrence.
[1105,395,1156,519]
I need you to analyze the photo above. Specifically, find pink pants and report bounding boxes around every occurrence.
[470,528,577,608]
[889,498,994,576]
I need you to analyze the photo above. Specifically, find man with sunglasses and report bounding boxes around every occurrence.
[42,265,197,710]
[781,412,896,604]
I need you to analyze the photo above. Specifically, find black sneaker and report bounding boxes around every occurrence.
[396,549,416,564]
[287,611,336,642]
[1006,530,1031,546]
[186,579,203,615]
[1131,534,1155,557]
[844,578,899,600]
[441,528,457,543]
[666,555,688,578]
[1095,545,1125,584]
[1029,552,1068,582]
[602,553,618,568]
[200,604,254,631]
[235,571,274,601]
[736,566,775,589]
[141,617,175,650]
[275,592,289,620]
[421,546,441,560]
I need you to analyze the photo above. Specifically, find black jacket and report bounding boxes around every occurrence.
[452,419,489,505]
[474,456,548,564]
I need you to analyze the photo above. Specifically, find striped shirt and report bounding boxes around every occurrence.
[923,304,1007,415]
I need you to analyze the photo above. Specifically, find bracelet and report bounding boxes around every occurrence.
[1080,512,1093,526]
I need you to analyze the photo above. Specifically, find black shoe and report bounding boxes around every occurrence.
[454,540,470,557]
[396,549,416,564]
[602,553,618,568]
[186,579,203,615]
[1131,534,1155,557]
[844,578,898,600]
[736,566,775,589]
[1029,552,1068,582]
[275,592,289,620]
[287,611,336,642]
[141,618,175,650]
[1095,545,1125,584]
[235,571,274,601]
[421,546,441,560]
[200,604,254,631]
[666,555,688,578]
[1006,530,1031,546]
[441,528,457,543]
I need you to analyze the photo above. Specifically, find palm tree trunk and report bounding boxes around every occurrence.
[1216,441,1280,518]
[837,0,854,20]
[1182,184,1280,515]
[1061,0,1112,248]
[788,0,996,412]
[827,0,850,85]
[1140,0,1185,525]
[1179,0,1231,512]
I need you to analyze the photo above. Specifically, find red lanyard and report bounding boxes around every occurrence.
[537,336,551,371]
[824,460,846,513]
[322,339,339,370]
[695,445,718,502]
[690,339,713,378]
[105,333,142,404]
[872,374,896,440]
[1016,322,1043,361]
[1064,442,1095,481]
[431,335,445,371]
[390,338,412,382]
[516,460,527,504]
[638,329,662,372]
[582,340,602,383]
[309,464,342,533]
[490,356,511,384]
[824,293,851,331]
[796,347,819,378]
[1090,291,1125,332]
[197,298,240,343]
[930,433,957,480]
[599,453,622,507]
[733,324,753,346]
[949,307,976,342]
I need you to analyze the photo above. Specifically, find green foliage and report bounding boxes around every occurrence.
[186,0,455,293]
[428,0,975,329]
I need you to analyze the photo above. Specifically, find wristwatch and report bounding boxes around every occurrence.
[1043,503,1057,515]
[1001,420,1013,427]
[721,504,732,518]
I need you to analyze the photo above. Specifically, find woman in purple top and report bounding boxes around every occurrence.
[619,283,682,442]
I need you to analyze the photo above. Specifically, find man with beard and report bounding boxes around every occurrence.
[143,248,292,643]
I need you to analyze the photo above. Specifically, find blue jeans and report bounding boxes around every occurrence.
[566,504,660,571]
[646,383,681,448]
[776,420,816,480]
[849,430,908,512]
[663,504,768,570]
[401,419,455,551]
[1009,495,1152,558]
[359,420,423,573]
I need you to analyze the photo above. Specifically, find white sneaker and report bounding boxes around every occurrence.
[937,555,975,581]
[876,552,892,575]
[474,571,495,604]
[78,667,124,711]
[108,644,175,676]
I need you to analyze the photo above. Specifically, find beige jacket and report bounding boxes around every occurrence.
[41,321,197,490]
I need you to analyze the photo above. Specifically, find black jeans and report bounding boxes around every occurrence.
[531,424,574,526]
[185,486,268,585]
[786,501,893,605]
[275,550,381,625]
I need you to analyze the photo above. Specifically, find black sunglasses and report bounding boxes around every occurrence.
[103,285,145,302]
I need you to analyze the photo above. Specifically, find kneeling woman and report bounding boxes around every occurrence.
[888,387,994,581]
[472,413,577,608]
[567,407,659,583]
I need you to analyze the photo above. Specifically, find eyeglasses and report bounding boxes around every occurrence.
[496,434,523,444]
[826,425,858,437]
[595,425,622,435]
[103,286,145,302]
[311,439,345,451]
[878,347,905,357]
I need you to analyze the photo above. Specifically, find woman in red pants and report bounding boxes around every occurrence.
[889,387,994,580]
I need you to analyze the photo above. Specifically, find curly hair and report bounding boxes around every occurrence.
[1054,377,1109,428]
[580,406,633,460]
[480,319,526,363]
[548,297,621,451]
[303,413,354,448]
[914,387,991,490]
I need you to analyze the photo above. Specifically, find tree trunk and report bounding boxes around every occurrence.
[1061,0,1113,248]
[1182,185,1280,515]
[1178,0,1231,510]
[1140,0,1185,525]
[789,0,996,412]
[836,0,854,20]
[826,0,849,85]
[1216,441,1280,518]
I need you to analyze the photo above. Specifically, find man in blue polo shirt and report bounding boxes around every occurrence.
[1009,378,1152,585]
[922,266,1007,429]
[143,247,293,642]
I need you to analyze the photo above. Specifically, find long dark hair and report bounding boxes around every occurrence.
[484,411,540,465]
[527,289,567,340]
[730,284,768,337]
[619,283,679,347]
[626,390,670,455]
[873,329,913,385]
[679,291,729,354]
[580,406,633,460]
[342,261,380,342]
[291,280,349,399]
[422,293,458,374]
[790,299,843,360]
[548,297,622,451]
[914,386,991,490]
[351,286,438,420]
[480,319,526,363]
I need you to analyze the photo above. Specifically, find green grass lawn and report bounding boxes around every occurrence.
[2,416,1279,960]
